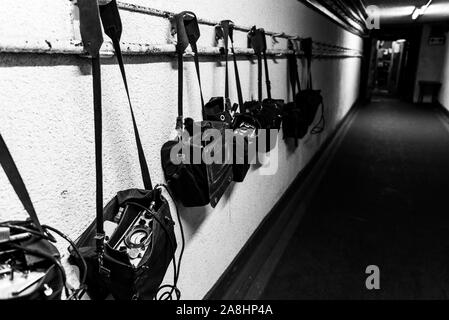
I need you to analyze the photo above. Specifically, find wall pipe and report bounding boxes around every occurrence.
[115,1,362,54]
[0,38,362,59]
[0,1,362,59]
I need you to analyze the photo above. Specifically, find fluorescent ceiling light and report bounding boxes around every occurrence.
[425,3,449,16]
[378,6,416,18]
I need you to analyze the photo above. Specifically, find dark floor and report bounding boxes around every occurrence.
[262,98,449,299]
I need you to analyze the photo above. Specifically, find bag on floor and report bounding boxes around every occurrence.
[69,0,179,300]
[0,135,87,300]
[161,12,233,208]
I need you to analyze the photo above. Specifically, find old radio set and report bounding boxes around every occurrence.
[104,202,156,268]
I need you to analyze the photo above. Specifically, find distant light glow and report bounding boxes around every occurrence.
[378,6,415,18]
[425,3,449,16]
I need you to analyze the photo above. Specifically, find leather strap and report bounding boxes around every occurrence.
[99,0,152,190]
[79,0,106,272]
[260,29,272,100]
[301,38,313,90]
[0,134,44,233]
[78,0,104,57]
[221,22,230,102]
[249,27,271,102]
[175,11,205,123]
[288,40,301,97]
[92,55,104,239]
[191,41,206,118]
[221,20,244,110]
[257,54,263,102]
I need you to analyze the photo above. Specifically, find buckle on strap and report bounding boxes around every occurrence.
[78,0,104,57]
[174,11,200,53]
[95,232,110,276]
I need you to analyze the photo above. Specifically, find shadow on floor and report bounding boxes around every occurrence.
[262,99,449,300]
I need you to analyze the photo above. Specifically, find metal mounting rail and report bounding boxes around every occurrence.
[0,38,362,59]
[0,1,363,59]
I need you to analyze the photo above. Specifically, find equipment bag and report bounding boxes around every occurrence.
[297,38,325,134]
[0,135,87,300]
[161,12,233,208]
[241,26,283,153]
[215,20,259,182]
[282,40,309,145]
[69,0,180,300]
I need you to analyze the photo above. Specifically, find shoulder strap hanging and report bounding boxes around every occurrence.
[0,135,44,233]
[99,0,152,191]
[176,12,205,120]
[175,11,205,122]
[248,26,262,102]
[174,13,189,130]
[221,20,244,111]
[248,26,271,101]
[260,29,272,101]
[287,40,301,97]
[79,0,106,273]
[220,22,230,104]
[301,38,313,90]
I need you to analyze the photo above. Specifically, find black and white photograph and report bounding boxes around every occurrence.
[1,0,449,312]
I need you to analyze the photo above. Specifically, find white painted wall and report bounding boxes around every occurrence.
[439,31,449,109]
[414,25,447,103]
[0,0,362,299]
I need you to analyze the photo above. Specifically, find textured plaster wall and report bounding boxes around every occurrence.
[439,31,449,109]
[0,0,362,299]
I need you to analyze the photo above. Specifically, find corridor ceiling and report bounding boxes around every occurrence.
[362,0,449,24]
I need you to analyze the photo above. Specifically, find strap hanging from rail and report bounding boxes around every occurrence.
[221,22,230,103]
[91,55,103,241]
[174,11,206,124]
[220,20,244,111]
[302,38,313,90]
[78,0,106,272]
[249,26,273,102]
[260,29,272,101]
[99,0,152,190]
[0,134,44,234]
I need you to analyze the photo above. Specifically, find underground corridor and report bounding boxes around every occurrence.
[1,0,449,305]
[261,97,449,299]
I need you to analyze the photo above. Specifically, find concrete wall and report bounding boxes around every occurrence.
[439,31,449,109]
[414,24,447,103]
[0,0,362,299]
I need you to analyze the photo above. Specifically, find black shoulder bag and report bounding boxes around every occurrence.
[282,40,309,145]
[69,0,181,300]
[216,20,259,182]
[0,134,87,300]
[242,26,283,152]
[297,38,325,134]
[161,12,233,208]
